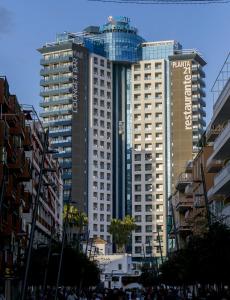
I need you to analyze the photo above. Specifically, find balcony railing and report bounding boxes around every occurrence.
[214,160,230,188]
[176,173,192,190]
[213,120,230,152]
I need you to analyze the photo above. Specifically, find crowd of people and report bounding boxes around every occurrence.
[23,286,230,300]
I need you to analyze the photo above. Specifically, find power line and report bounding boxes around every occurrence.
[88,0,230,4]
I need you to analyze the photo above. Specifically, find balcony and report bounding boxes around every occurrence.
[175,197,193,212]
[176,173,192,191]
[212,121,230,160]
[8,149,25,171]
[18,158,32,182]
[206,156,223,173]
[40,108,72,118]
[40,87,71,97]
[40,76,72,86]
[23,126,32,150]
[40,98,73,108]
[206,123,224,142]
[207,161,230,198]
[40,65,72,76]
[40,54,72,65]
[176,221,192,233]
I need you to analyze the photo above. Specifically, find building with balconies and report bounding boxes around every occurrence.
[0,77,63,296]
[21,106,63,246]
[0,76,32,283]
[39,17,206,260]
[206,53,230,225]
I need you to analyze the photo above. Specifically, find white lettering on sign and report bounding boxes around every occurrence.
[72,52,80,113]
[172,60,192,130]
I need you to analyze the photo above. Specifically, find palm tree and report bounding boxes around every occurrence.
[63,204,88,246]
[109,215,136,253]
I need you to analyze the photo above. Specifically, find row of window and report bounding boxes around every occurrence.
[134,173,163,182]
[134,133,163,141]
[134,194,163,202]
[135,224,163,233]
[93,98,111,109]
[93,88,112,99]
[93,78,112,89]
[93,192,111,201]
[134,163,164,172]
[134,93,162,101]
[93,182,111,191]
[93,151,111,160]
[134,122,163,131]
[93,203,111,211]
[134,205,164,213]
[93,109,111,119]
[93,213,111,222]
[134,62,162,71]
[93,57,111,69]
[93,141,111,151]
[92,224,109,233]
[134,112,163,121]
[93,67,111,79]
[93,119,111,129]
[134,103,163,110]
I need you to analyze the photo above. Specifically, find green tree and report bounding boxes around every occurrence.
[109,215,136,253]
[63,204,88,247]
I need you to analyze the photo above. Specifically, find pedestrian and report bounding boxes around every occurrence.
[67,289,78,300]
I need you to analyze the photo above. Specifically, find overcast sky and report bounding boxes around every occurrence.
[0,0,229,122]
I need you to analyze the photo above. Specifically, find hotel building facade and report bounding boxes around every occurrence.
[38,16,206,258]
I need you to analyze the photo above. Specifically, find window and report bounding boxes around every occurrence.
[135,215,142,222]
[145,164,152,171]
[146,215,152,222]
[118,264,122,270]
[145,153,152,161]
[135,164,141,171]
[135,226,141,233]
[135,236,142,243]
[146,225,152,233]
[145,194,152,202]
[135,185,141,192]
[135,246,142,254]
[135,205,141,212]
[135,195,141,202]
[145,184,152,192]
[135,174,141,182]
[146,236,152,243]
[135,154,141,161]
[145,174,152,181]
[146,205,152,212]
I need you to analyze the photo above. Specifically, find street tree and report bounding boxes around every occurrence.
[109,215,136,253]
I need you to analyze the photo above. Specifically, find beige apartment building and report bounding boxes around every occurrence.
[131,44,206,260]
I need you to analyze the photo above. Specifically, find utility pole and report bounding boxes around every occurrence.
[200,163,211,229]
[169,196,179,251]
[54,194,71,300]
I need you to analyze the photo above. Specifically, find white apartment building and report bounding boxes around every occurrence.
[131,59,166,258]
[88,54,113,244]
